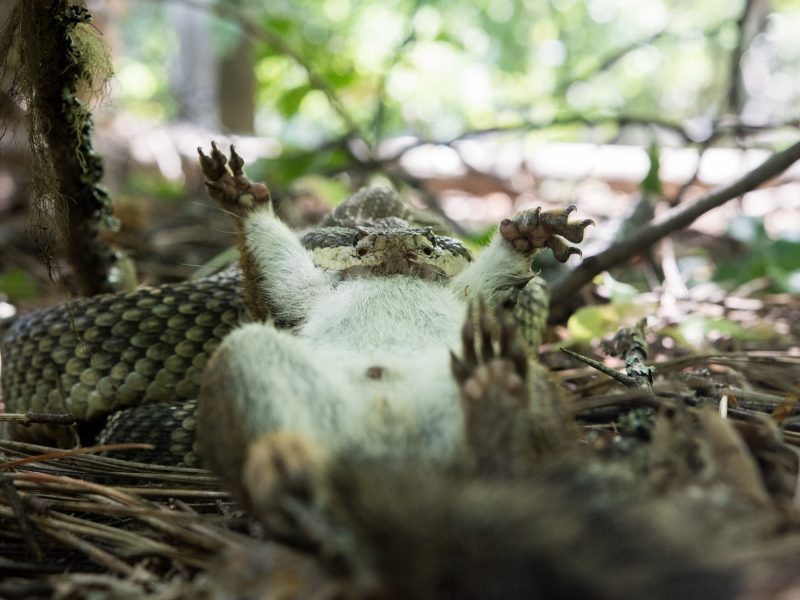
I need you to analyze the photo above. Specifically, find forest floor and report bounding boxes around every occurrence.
[2,143,800,598]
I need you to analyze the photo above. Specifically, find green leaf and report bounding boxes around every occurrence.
[592,272,639,303]
[463,226,496,250]
[713,234,800,293]
[640,142,662,196]
[276,84,312,116]
[191,247,239,281]
[713,254,766,287]
[768,240,800,272]
[567,300,655,343]
[661,315,776,349]
[261,144,355,187]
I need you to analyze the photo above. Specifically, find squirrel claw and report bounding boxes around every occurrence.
[198,145,227,181]
[229,145,245,176]
[546,237,583,263]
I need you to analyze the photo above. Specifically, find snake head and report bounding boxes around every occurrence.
[356,228,470,280]
[309,224,470,281]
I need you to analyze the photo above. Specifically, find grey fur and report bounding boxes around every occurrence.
[197,200,549,496]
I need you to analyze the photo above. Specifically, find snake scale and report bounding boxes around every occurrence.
[1,145,586,467]
[1,268,242,465]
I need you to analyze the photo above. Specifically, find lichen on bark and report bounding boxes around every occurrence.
[1,0,117,295]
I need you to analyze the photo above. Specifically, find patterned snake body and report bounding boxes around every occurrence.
[1,270,243,462]
[1,188,477,465]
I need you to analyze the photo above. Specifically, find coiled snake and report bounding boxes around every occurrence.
[1,144,591,467]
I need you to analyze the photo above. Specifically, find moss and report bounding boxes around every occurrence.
[1,0,117,294]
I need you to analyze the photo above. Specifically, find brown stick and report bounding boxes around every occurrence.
[0,412,76,426]
[549,139,800,317]
[603,318,654,390]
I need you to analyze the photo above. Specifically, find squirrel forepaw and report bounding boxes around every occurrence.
[198,141,271,218]
[500,205,593,262]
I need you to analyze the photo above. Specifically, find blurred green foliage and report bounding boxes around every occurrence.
[108,0,800,309]
[714,216,800,294]
[125,169,187,201]
[567,299,655,343]
[0,268,40,300]
[661,314,776,348]
[115,0,800,177]
[115,6,178,120]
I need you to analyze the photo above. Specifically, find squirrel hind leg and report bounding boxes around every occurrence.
[196,324,348,502]
[512,275,550,354]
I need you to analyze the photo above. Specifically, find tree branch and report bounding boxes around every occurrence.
[448,113,695,144]
[377,113,697,165]
[726,0,758,116]
[548,139,800,318]
[162,0,369,148]
[554,28,668,98]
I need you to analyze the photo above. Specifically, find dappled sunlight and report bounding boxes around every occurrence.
[3,2,800,596]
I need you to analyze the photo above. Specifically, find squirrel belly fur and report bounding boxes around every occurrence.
[197,202,546,495]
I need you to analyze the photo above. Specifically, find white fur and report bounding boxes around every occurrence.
[245,208,333,324]
[451,234,537,305]
[211,209,538,463]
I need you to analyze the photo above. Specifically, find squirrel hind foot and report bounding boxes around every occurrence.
[242,431,329,543]
[453,302,530,477]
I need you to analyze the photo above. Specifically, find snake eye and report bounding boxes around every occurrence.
[357,247,368,257]
[423,246,433,256]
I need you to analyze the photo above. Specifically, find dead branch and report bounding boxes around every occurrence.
[560,347,634,386]
[0,412,76,426]
[0,473,43,560]
[603,319,654,390]
[561,320,654,393]
[548,139,800,318]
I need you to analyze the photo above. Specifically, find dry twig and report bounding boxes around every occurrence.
[549,139,800,316]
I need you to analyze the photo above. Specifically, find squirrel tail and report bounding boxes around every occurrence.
[326,458,737,600]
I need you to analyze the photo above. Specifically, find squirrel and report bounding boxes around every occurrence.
[194,143,593,520]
